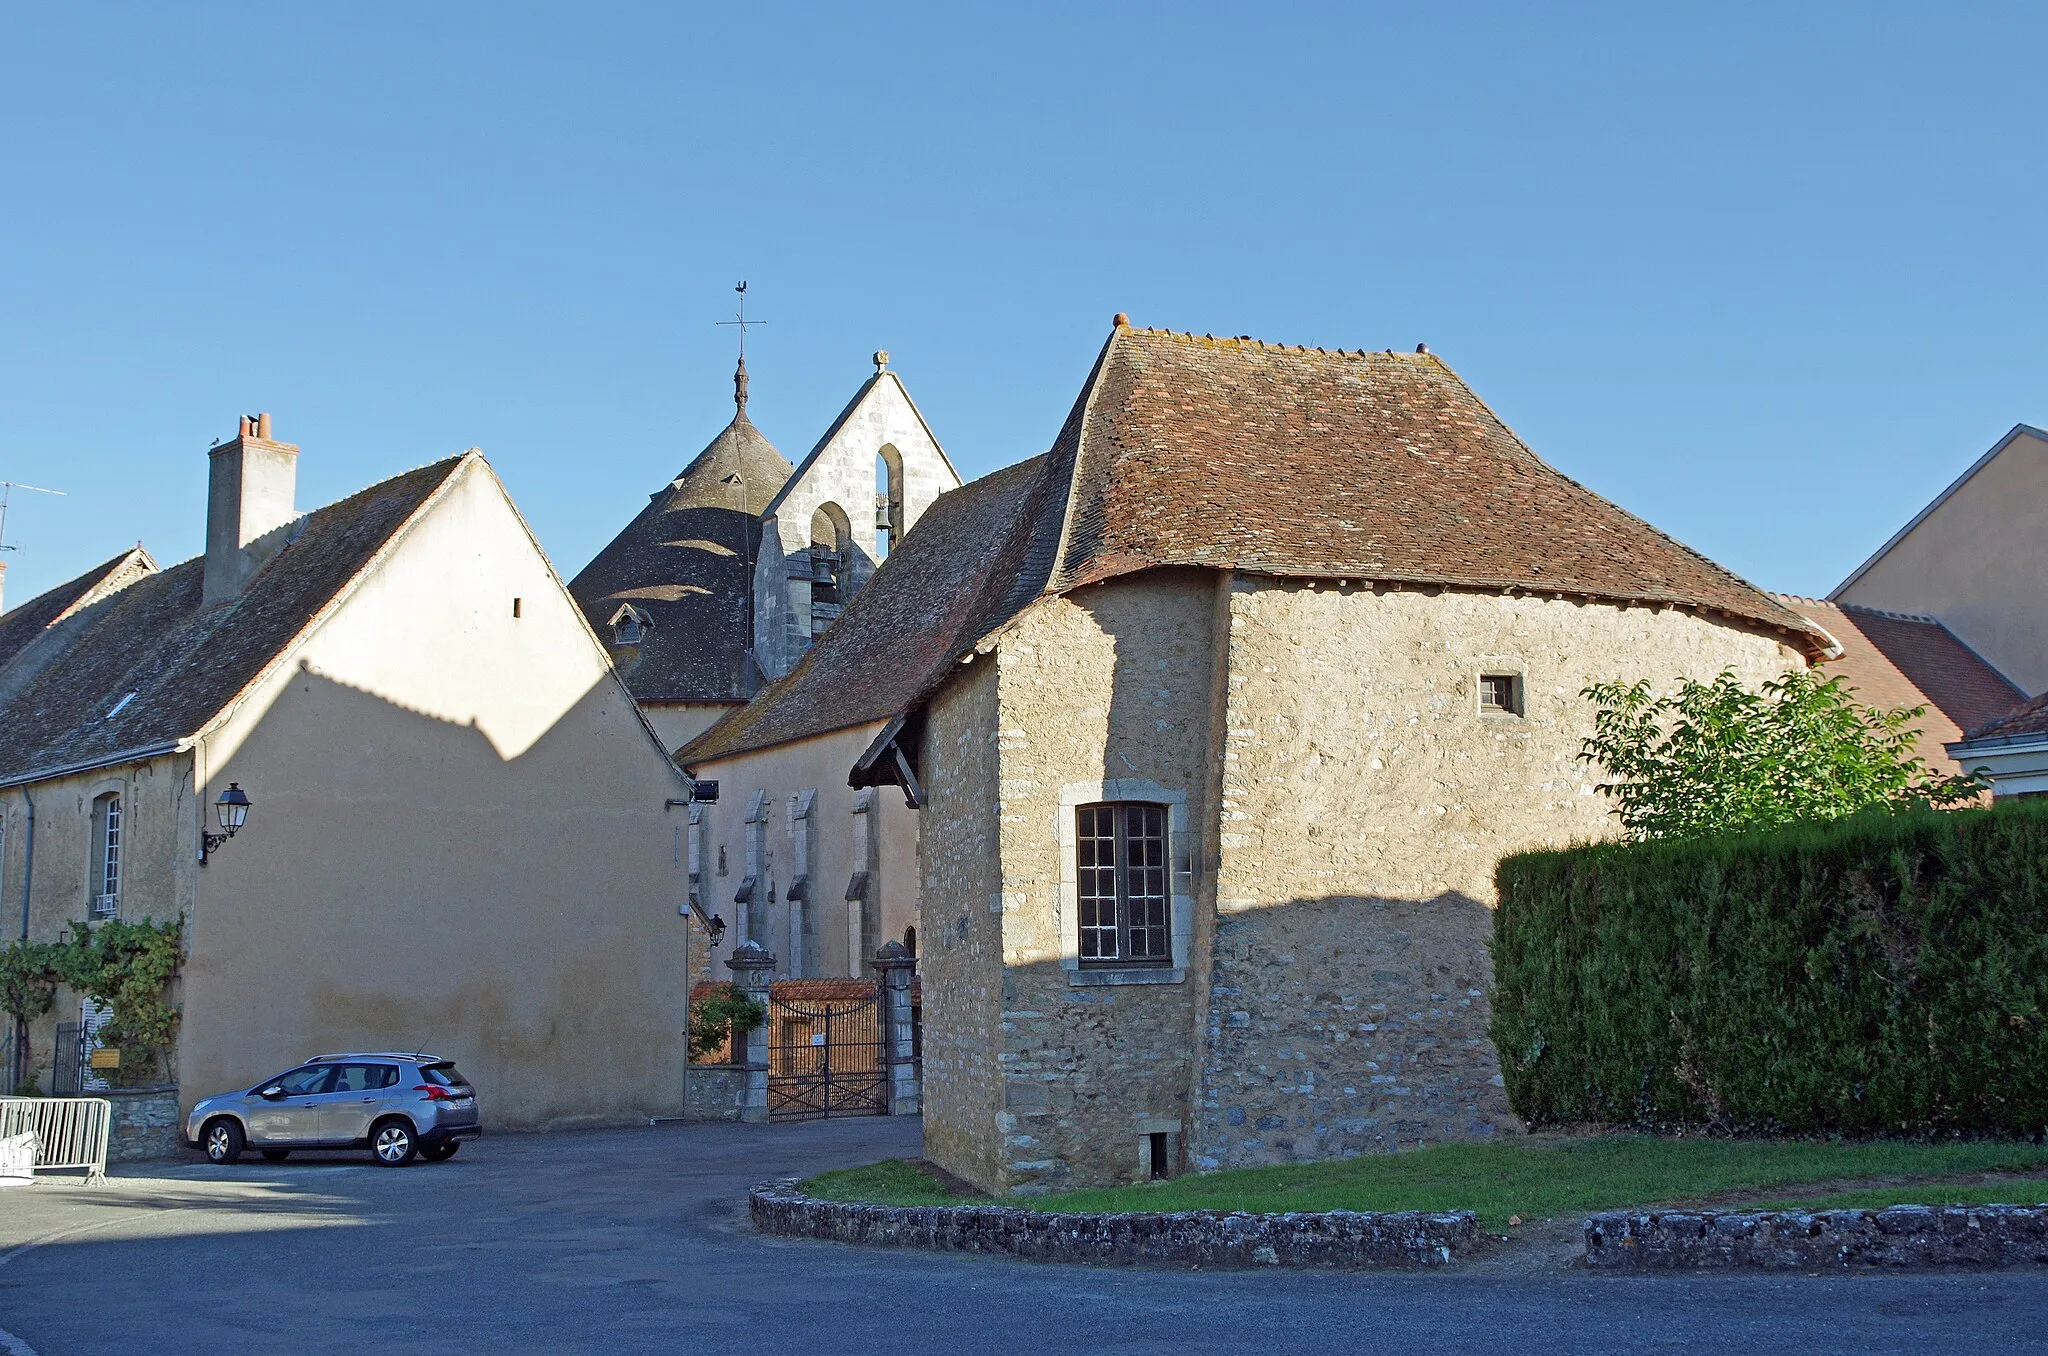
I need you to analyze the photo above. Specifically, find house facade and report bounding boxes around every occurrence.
[714,320,1834,1192]
[1832,423,2048,697]
[0,418,702,1128]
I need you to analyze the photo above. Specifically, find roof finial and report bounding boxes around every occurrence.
[716,281,766,412]
[873,349,890,373]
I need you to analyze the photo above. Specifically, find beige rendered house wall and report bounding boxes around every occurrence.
[1835,427,2048,696]
[175,458,698,1130]
[917,568,1808,1194]
[1,753,197,1089]
[687,722,919,980]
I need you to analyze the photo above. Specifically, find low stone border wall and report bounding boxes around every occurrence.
[749,1180,1476,1268]
[1584,1205,2048,1270]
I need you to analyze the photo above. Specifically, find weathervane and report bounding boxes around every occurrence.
[715,281,766,411]
[0,480,65,554]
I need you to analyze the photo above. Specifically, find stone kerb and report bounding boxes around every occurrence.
[749,1179,1475,1268]
[1584,1205,2048,1270]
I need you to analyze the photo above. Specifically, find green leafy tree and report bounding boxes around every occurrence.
[51,917,186,1083]
[688,984,767,1062]
[1581,668,1983,840]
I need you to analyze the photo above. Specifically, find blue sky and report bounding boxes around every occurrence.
[3,4,2043,607]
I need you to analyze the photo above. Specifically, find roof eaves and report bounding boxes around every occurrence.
[1832,423,2048,598]
[0,740,183,791]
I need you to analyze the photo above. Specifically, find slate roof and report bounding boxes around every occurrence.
[0,547,156,673]
[1776,595,2025,773]
[0,457,466,785]
[569,404,793,704]
[684,321,1829,765]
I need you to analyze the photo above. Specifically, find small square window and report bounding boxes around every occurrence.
[1479,673,1524,716]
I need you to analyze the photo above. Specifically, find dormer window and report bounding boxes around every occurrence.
[608,603,651,647]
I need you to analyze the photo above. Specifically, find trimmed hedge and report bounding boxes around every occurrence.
[1491,800,2048,1135]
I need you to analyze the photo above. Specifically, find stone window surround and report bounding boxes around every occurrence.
[1055,778,1194,987]
[1474,660,1528,720]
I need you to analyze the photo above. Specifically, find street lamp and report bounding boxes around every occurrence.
[200,783,252,867]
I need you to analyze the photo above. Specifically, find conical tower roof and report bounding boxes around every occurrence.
[570,359,794,704]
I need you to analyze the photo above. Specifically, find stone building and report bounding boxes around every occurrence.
[701,319,1837,1192]
[579,353,959,979]
[0,416,698,1127]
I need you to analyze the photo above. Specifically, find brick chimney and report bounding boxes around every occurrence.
[204,413,300,605]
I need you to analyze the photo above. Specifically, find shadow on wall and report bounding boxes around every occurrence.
[925,889,1517,1196]
[185,664,692,1130]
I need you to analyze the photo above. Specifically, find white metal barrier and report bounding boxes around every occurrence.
[0,1097,111,1183]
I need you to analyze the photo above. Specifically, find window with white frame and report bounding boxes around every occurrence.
[1076,801,1170,965]
[91,793,122,918]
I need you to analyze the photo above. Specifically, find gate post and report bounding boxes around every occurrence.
[725,941,777,1125]
[871,940,920,1117]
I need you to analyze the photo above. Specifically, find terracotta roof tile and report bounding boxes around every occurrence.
[1775,595,2024,773]
[1961,689,2048,743]
[683,321,1830,765]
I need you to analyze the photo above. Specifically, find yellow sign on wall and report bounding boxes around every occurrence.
[88,1048,121,1070]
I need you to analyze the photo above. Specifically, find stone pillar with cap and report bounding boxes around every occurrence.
[724,941,776,1124]
[871,940,920,1116]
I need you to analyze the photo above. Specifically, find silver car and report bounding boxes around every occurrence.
[185,1052,481,1167]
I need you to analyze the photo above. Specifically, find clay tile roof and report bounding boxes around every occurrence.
[682,322,1839,763]
[1774,595,2025,773]
[1048,326,1827,652]
[0,457,466,785]
[569,409,793,704]
[1960,689,2048,743]
[0,546,157,673]
[680,454,1048,764]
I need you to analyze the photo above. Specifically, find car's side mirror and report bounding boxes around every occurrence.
[258,1086,285,1101]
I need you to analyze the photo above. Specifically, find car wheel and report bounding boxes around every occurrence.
[260,1149,291,1162]
[422,1142,460,1162]
[370,1118,418,1166]
[203,1118,244,1165]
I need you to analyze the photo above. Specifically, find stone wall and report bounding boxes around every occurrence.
[915,661,1007,1189]
[1585,1205,2048,1270]
[914,566,1811,1195]
[107,1088,184,1162]
[1194,580,1802,1171]
[750,1179,1476,1268]
[967,572,1224,1194]
[683,1066,749,1123]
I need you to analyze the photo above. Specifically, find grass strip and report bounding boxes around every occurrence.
[805,1137,2048,1229]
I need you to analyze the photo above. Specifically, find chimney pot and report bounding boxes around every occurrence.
[257,412,272,440]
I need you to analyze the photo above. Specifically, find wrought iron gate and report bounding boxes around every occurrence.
[766,981,887,1122]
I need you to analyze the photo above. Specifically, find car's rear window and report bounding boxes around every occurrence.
[420,1063,469,1088]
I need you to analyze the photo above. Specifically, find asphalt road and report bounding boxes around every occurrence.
[1,1119,2044,1355]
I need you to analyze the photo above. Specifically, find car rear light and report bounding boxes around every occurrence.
[415,1085,452,1101]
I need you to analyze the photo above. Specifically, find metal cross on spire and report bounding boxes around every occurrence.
[0,480,65,553]
[715,281,766,412]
